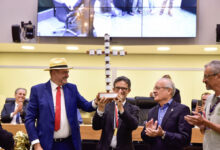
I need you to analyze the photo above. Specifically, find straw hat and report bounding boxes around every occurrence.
[44,58,73,71]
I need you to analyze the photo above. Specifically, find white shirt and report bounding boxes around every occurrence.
[51,80,71,139]
[10,103,21,124]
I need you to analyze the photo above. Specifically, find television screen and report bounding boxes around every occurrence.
[37,0,197,37]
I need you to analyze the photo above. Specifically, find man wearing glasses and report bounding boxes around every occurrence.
[141,77,192,150]
[92,76,139,150]
[185,60,220,150]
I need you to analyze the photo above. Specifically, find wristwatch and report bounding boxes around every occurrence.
[161,131,166,140]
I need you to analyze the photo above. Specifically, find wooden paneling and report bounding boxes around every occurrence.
[1,124,203,143]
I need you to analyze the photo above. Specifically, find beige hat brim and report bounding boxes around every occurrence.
[44,67,73,71]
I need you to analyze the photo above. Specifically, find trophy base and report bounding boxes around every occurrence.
[99,93,118,99]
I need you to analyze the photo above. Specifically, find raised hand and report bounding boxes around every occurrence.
[17,101,24,112]
[97,95,113,112]
[184,111,204,126]
[145,118,157,129]
[115,94,124,113]
[145,119,164,137]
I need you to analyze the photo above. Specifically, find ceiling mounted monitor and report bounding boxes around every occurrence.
[37,0,197,37]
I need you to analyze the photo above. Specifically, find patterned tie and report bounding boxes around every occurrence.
[54,86,61,131]
[16,112,20,124]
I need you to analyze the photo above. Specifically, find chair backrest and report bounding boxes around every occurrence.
[134,97,157,126]
[135,96,157,109]
[126,97,136,105]
[53,0,70,22]
[5,98,29,105]
[191,99,198,111]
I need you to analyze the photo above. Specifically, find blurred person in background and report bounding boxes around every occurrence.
[1,88,27,124]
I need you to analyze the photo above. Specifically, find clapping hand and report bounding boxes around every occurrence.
[184,111,204,126]
[13,100,24,116]
[115,94,124,113]
[145,119,164,137]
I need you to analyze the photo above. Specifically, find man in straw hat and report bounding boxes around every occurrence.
[25,58,98,150]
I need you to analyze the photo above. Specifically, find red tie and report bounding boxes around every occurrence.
[55,86,61,131]
[115,104,118,128]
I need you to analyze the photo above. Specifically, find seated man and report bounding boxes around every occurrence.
[141,78,192,150]
[1,88,27,124]
[92,76,139,150]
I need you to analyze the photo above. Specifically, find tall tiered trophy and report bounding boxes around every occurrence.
[88,34,126,98]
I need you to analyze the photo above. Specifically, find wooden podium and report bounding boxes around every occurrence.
[2,124,204,143]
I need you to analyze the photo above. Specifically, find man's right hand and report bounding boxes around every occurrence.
[34,143,43,150]
[145,119,157,130]
[17,102,23,112]
[97,96,113,112]
[97,97,108,112]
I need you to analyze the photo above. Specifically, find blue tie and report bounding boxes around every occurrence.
[16,112,20,124]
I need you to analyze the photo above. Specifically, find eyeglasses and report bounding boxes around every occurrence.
[114,87,128,91]
[203,73,218,79]
[153,86,169,91]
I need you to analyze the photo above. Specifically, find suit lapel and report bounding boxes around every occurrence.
[161,101,176,127]
[62,84,70,117]
[45,81,55,118]
[150,105,159,121]
[11,102,16,113]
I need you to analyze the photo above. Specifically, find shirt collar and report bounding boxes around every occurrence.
[160,98,173,109]
[50,80,62,90]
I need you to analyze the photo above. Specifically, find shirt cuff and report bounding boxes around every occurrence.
[10,113,14,118]
[119,109,124,115]
[31,139,40,146]
[97,109,104,117]
[92,100,97,109]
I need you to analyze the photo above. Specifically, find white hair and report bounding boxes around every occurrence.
[159,78,176,97]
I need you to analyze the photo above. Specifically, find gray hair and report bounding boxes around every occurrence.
[15,88,27,94]
[205,60,220,74]
[160,78,176,97]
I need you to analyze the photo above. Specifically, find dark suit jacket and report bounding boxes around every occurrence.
[92,101,139,150]
[0,123,14,150]
[1,101,27,123]
[25,80,95,150]
[141,101,192,150]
